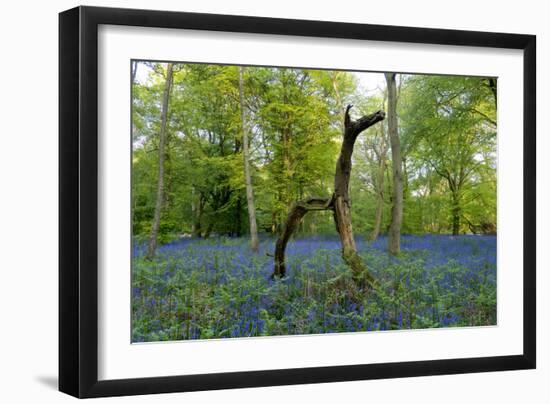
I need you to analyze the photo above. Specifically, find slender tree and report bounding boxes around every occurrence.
[239,67,259,252]
[487,77,497,107]
[131,61,138,84]
[369,121,389,241]
[361,90,389,242]
[385,73,403,255]
[146,63,174,259]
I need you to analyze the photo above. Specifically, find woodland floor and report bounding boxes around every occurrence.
[131,234,496,342]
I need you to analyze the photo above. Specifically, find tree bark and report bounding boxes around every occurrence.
[191,188,196,235]
[369,122,388,242]
[487,77,497,107]
[131,61,137,84]
[272,106,385,289]
[334,106,385,287]
[385,73,403,255]
[437,168,464,236]
[370,159,386,241]
[146,63,173,259]
[273,197,332,278]
[193,192,204,238]
[451,191,461,235]
[239,67,260,252]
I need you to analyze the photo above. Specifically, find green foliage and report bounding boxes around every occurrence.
[132,235,496,341]
[399,75,497,234]
[130,63,498,341]
[132,62,496,242]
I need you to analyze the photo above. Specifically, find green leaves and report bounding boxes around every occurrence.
[132,61,496,241]
[395,75,497,234]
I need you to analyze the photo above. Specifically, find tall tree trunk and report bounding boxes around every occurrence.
[273,106,385,290]
[191,188,196,235]
[386,73,403,255]
[131,61,138,84]
[451,191,461,235]
[239,67,259,252]
[203,222,213,239]
[330,71,344,132]
[369,122,388,241]
[487,77,497,107]
[146,63,173,259]
[402,156,409,201]
[193,192,204,238]
[369,91,388,242]
[370,159,386,241]
[233,195,243,237]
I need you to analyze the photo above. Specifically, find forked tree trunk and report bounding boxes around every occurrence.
[333,106,385,287]
[239,67,260,252]
[273,197,332,277]
[272,106,385,289]
[146,63,173,259]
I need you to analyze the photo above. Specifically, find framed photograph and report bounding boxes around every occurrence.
[59,6,536,398]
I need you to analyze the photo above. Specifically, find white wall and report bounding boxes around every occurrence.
[0,0,545,402]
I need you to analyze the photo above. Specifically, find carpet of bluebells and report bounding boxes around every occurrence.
[131,235,496,342]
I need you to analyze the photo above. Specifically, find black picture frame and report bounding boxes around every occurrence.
[59,5,536,398]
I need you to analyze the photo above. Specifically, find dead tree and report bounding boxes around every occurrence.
[272,105,385,289]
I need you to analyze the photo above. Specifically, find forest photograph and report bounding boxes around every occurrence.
[131,60,497,343]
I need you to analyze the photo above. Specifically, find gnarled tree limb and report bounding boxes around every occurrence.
[273,197,333,278]
[272,106,385,290]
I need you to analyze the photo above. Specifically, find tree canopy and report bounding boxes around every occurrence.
[132,62,497,247]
